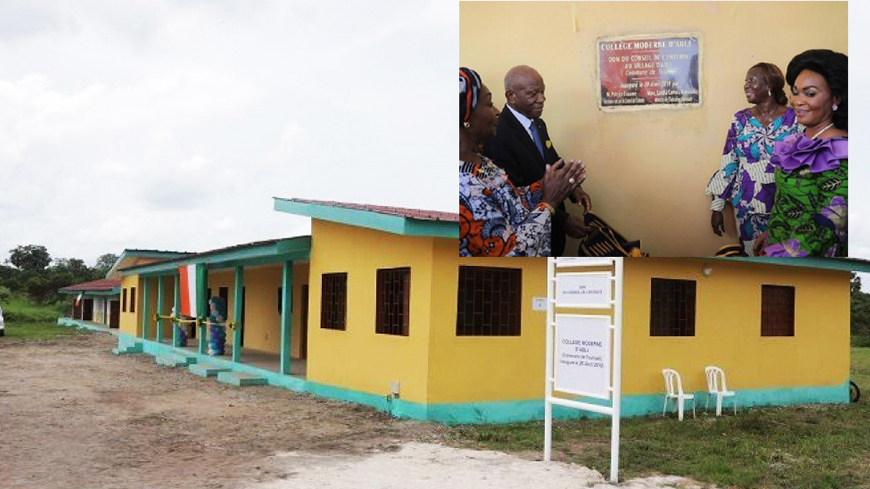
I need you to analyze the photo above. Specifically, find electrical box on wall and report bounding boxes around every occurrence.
[532,297,547,311]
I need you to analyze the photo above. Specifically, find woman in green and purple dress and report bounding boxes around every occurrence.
[705,62,801,256]
[759,50,848,257]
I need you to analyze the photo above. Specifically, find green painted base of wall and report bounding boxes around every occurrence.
[111,333,849,424]
[57,317,117,335]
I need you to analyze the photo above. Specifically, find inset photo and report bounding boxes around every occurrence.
[460,2,848,258]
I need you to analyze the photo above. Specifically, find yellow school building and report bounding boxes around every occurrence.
[60,198,860,423]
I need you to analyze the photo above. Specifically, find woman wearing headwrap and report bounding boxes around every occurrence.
[756,49,848,257]
[705,62,801,256]
[459,67,584,257]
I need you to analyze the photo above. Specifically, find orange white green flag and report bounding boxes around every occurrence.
[178,264,203,317]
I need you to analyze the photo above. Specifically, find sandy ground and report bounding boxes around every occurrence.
[0,332,708,489]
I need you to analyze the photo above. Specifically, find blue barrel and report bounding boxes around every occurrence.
[175,325,188,347]
[208,325,226,355]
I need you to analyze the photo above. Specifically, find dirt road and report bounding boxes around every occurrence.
[0,333,704,489]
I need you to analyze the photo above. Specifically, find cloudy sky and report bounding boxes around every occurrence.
[0,0,456,265]
[1,0,866,272]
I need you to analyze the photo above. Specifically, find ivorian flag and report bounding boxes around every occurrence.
[178,264,203,317]
[75,292,83,306]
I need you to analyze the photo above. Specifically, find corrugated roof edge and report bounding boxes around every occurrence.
[117,236,310,274]
[274,197,458,238]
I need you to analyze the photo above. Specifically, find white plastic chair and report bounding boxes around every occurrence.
[662,369,695,421]
[705,366,737,416]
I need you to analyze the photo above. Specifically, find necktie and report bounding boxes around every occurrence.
[529,121,545,158]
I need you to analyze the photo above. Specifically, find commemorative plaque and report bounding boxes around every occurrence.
[598,34,701,110]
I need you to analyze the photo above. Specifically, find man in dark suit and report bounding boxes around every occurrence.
[483,65,592,256]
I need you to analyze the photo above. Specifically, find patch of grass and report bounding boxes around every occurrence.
[2,293,66,323]
[445,350,870,488]
[2,321,87,341]
[853,347,870,394]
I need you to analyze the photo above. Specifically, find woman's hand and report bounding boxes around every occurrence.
[711,211,725,236]
[754,231,768,256]
[542,159,584,209]
[573,187,592,213]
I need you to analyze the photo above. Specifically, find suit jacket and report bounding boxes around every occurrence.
[483,105,569,256]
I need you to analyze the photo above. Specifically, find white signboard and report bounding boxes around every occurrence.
[546,258,622,483]
[556,257,614,267]
[555,272,612,308]
[554,314,612,399]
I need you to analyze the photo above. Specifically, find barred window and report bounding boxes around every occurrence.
[122,288,128,312]
[456,266,522,336]
[321,273,347,330]
[130,287,137,313]
[762,285,795,336]
[650,278,695,336]
[376,268,410,336]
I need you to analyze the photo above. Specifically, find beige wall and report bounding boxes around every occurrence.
[428,247,549,403]
[460,1,847,257]
[306,219,438,403]
[119,275,138,335]
[235,262,310,356]
[622,259,850,394]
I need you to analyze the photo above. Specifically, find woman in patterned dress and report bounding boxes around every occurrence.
[459,68,584,257]
[757,50,848,257]
[705,62,801,256]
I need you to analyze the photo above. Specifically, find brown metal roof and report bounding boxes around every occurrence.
[59,279,121,293]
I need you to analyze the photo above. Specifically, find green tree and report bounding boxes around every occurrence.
[8,245,51,272]
[0,264,21,291]
[53,258,95,283]
[851,273,870,345]
[94,253,119,277]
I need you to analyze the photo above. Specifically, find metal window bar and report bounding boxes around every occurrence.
[456,267,522,336]
[650,278,696,336]
[762,285,795,336]
[321,273,347,330]
[376,268,410,336]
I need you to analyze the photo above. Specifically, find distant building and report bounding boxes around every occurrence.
[59,250,189,329]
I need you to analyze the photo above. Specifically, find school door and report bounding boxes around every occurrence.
[82,299,94,321]
[109,301,120,328]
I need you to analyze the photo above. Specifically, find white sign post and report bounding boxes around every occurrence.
[545,258,623,483]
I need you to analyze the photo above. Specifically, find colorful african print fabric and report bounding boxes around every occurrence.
[705,108,801,255]
[459,156,551,257]
[765,134,848,257]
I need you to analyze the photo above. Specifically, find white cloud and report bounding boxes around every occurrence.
[0,0,455,265]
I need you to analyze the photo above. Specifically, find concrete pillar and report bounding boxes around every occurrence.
[155,276,165,343]
[198,267,209,354]
[233,265,244,363]
[173,273,181,347]
[141,278,150,340]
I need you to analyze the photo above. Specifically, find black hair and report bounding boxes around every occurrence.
[786,49,848,130]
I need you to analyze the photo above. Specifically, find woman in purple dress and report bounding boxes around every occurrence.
[705,62,801,256]
[759,49,848,257]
